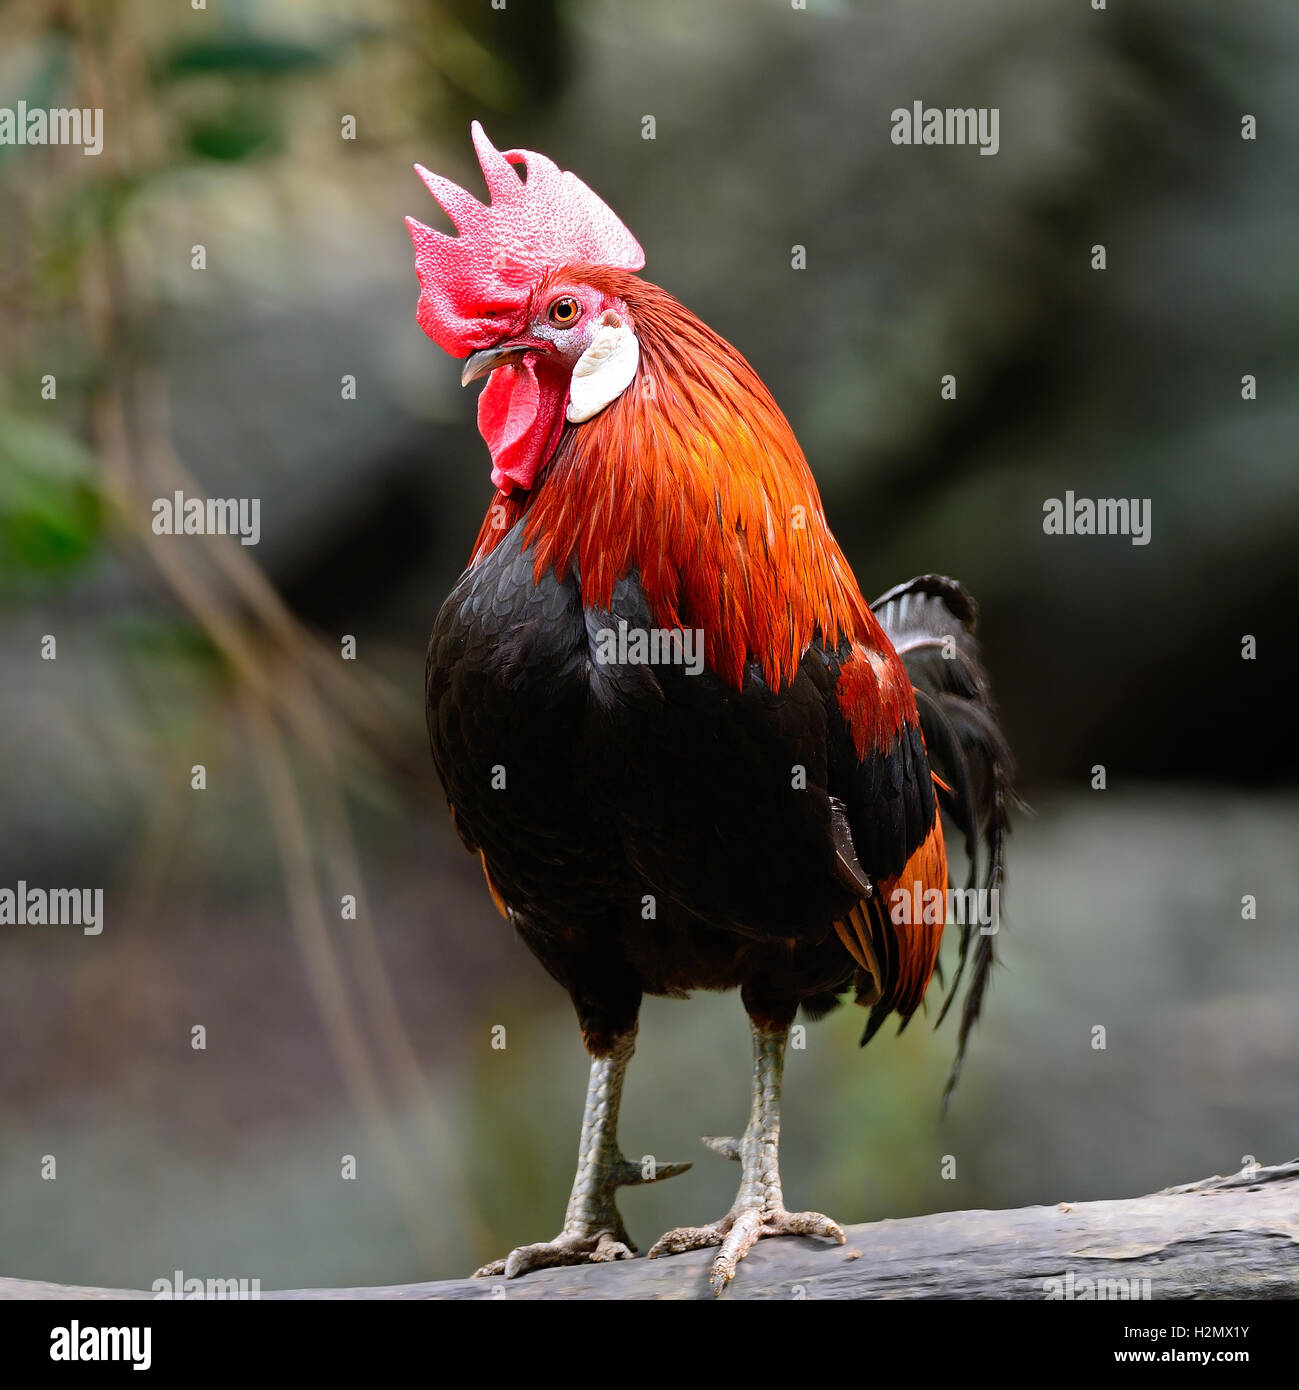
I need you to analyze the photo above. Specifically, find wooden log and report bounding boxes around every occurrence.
[3,1160,1296,1300]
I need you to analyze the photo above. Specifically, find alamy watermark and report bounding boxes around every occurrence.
[152,490,261,546]
[1043,492,1151,546]
[0,882,102,935]
[891,102,999,156]
[889,881,999,935]
[50,1323,150,1370]
[593,620,705,676]
[1044,1270,1152,1300]
[152,1269,261,1300]
[0,103,103,156]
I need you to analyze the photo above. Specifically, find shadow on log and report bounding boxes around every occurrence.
[4,1161,1296,1301]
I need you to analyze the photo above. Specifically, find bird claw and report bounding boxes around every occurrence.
[646,1222,726,1258]
[648,1204,845,1295]
[473,1228,635,1280]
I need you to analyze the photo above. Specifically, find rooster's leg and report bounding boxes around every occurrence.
[648,1011,845,1295]
[473,1026,690,1279]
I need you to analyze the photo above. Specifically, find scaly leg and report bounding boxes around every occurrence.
[474,1026,690,1278]
[648,1014,845,1295]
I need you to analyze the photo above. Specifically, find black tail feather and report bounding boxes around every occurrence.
[870,574,1020,1109]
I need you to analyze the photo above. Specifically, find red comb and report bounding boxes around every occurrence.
[406,121,644,357]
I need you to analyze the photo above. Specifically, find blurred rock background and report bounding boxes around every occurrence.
[0,0,1294,1289]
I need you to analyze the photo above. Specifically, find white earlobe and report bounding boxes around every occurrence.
[567,319,640,423]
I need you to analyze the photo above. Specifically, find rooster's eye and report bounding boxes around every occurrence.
[548,296,581,327]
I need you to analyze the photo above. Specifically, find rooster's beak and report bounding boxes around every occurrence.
[461,343,531,386]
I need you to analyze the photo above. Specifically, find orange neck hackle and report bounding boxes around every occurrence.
[470,268,896,696]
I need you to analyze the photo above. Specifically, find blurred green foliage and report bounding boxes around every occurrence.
[0,410,100,584]
[158,36,336,82]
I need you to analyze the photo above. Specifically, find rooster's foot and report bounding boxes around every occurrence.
[474,1226,635,1279]
[473,1149,691,1279]
[646,1021,846,1295]
[471,1027,692,1280]
[648,1202,844,1295]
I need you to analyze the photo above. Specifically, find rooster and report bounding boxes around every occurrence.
[409,124,1013,1295]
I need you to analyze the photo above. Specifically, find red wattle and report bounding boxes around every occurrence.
[476,355,566,494]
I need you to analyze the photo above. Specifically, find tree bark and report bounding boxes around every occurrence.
[3,1160,1296,1300]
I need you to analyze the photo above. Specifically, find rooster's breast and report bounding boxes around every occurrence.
[425,519,627,927]
[427,518,856,949]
